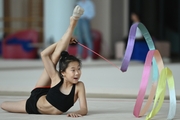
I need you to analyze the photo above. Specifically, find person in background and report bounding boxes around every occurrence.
[76,0,95,61]
[130,12,143,40]
[124,12,144,49]
[127,12,148,62]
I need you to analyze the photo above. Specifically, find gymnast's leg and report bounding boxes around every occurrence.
[1,100,27,113]
[34,5,84,88]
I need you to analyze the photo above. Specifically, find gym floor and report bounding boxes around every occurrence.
[0,96,180,120]
[0,60,180,120]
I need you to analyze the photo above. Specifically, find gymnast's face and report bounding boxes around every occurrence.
[62,61,81,84]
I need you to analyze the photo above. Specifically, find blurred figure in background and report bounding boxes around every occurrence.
[130,12,143,40]
[76,0,95,61]
[124,12,144,49]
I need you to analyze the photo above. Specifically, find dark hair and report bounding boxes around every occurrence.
[59,51,81,79]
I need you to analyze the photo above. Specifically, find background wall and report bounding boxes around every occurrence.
[1,0,180,60]
[0,0,128,58]
[90,0,111,58]
[43,0,76,45]
[91,0,129,58]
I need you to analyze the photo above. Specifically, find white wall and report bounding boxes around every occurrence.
[43,0,76,43]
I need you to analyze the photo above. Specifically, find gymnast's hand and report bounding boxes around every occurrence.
[67,113,82,118]
[69,37,78,45]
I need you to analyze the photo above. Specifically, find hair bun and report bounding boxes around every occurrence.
[61,51,69,58]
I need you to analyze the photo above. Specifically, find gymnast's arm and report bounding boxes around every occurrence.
[47,37,76,65]
[40,42,60,85]
[50,37,77,65]
[67,82,88,117]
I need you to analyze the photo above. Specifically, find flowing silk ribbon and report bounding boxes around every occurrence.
[77,22,176,120]
[146,67,176,120]
[119,22,158,117]
[120,22,176,119]
[120,23,159,81]
[121,23,154,71]
[133,50,162,117]
[133,50,176,120]
[137,50,163,117]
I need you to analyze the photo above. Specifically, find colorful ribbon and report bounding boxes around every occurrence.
[121,22,176,119]
[77,22,176,120]
[133,50,176,120]
[121,23,159,81]
[119,22,158,118]
[133,50,160,117]
[137,50,164,117]
[146,67,176,120]
[121,23,155,71]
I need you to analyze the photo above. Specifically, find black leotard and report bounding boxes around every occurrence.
[46,80,75,112]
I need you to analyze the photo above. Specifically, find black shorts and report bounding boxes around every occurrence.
[26,87,50,114]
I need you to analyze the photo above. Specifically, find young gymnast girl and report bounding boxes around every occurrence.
[0,5,87,118]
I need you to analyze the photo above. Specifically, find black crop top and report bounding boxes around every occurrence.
[46,80,75,112]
